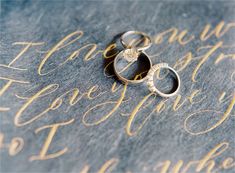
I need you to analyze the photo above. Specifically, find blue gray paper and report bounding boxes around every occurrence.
[0,0,235,173]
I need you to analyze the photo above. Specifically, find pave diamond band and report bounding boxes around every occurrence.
[146,63,180,97]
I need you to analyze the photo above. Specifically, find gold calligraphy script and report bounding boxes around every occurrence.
[0,21,234,172]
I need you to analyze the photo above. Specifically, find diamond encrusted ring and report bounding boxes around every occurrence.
[146,63,180,97]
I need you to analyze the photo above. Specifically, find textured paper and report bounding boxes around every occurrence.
[0,0,235,172]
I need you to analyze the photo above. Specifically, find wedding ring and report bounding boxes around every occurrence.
[146,63,180,97]
[120,31,152,51]
[113,48,152,84]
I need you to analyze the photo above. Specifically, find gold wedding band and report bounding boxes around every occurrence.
[113,49,152,85]
[120,31,152,51]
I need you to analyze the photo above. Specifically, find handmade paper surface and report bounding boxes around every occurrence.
[0,0,235,173]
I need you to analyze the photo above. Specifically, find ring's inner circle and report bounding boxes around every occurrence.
[153,68,178,94]
[122,32,151,49]
[115,52,151,81]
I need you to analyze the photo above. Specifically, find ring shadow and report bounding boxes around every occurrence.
[102,32,125,82]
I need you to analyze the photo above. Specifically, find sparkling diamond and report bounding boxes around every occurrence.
[123,48,139,62]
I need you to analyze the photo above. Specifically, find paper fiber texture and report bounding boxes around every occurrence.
[0,0,235,172]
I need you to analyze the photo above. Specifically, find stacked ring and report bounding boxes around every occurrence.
[113,30,181,97]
